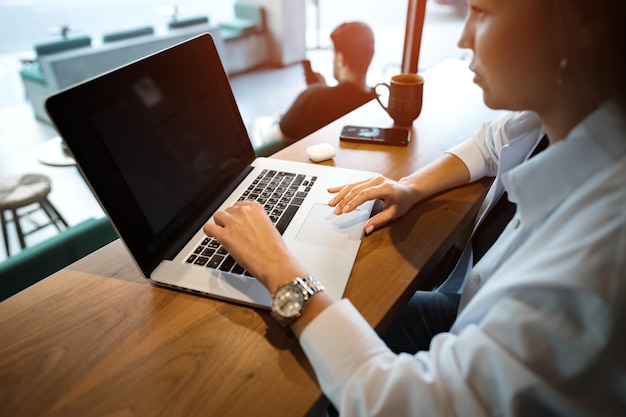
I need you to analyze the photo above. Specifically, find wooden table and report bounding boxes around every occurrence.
[0,59,505,417]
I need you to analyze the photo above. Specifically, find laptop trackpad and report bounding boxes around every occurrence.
[294,203,368,249]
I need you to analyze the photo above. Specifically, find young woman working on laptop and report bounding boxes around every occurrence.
[204,0,626,415]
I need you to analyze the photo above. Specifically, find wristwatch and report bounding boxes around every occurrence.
[271,275,324,326]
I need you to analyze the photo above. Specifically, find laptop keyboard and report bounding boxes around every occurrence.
[185,169,317,275]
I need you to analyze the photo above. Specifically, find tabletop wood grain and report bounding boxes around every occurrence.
[0,59,505,417]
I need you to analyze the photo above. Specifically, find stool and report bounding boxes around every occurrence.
[0,174,68,257]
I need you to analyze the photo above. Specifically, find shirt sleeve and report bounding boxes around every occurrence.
[300,286,622,417]
[446,111,543,182]
[300,300,477,416]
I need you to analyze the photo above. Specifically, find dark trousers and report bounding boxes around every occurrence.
[382,291,461,354]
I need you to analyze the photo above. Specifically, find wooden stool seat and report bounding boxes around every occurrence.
[0,174,68,257]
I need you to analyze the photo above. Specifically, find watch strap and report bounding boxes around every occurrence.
[297,275,325,300]
[271,275,324,326]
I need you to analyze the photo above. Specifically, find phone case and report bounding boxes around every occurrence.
[340,126,409,146]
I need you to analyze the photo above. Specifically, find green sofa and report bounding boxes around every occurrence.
[19,24,223,124]
[219,3,266,40]
[168,16,210,30]
[218,2,268,74]
[103,26,154,43]
[0,216,117,301]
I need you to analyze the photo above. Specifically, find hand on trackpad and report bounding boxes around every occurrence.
[294,203,369,249]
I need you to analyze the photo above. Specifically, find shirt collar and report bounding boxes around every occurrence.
[502,102,626,227]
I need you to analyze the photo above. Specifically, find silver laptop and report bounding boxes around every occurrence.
[45,33,377,308]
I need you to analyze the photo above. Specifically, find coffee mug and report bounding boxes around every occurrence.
[375,73,424,126]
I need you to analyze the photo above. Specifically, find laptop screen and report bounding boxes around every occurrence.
[46,34,256,276]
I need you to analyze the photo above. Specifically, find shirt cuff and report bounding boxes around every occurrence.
[446,138,488,182]
[299,299,390,402]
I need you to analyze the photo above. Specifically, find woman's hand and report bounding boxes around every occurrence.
[328,176,421,235]
[328,154,472,235]
[203,201,308,294]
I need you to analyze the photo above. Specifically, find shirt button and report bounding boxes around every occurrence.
[472,273,481,284]
[513,218,521,229]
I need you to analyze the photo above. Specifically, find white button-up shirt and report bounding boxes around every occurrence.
[300,103,626,416]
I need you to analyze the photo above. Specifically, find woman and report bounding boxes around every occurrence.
[204,0,625,415]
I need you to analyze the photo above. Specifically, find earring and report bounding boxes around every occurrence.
[557,56,583,88]
[557,57,568,87]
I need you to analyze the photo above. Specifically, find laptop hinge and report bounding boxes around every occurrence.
[163,164,254,261]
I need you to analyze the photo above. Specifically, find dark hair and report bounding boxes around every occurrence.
[598,0,626,111]
[560,0,626,112]
[330,21,375,74]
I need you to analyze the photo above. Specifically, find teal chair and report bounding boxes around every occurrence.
[20,36,92,86]
[168,16,209,29]
[18,62,45,85]
[103,26,154,43]
[34,35,92,56]
[219,3,266,40]
[0,217,117,301]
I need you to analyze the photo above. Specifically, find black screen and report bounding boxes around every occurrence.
[45,34,256,276]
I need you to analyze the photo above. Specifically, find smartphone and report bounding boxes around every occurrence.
[339,125,410,146]
[302,59,313,77]
[302,59,317,84]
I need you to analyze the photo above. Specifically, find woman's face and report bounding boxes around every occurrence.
[458,0,563,112]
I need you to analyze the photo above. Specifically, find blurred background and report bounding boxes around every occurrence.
[0,0,468,261]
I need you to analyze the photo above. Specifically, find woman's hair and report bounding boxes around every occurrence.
[559,0,626,112]
[603,1,626,110]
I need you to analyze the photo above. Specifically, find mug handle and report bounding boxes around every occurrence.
[374,83,391,116]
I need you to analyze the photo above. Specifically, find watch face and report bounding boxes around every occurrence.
[273,283,304,318]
